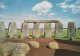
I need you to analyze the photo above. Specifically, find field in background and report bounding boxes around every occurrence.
[5,28,80,41]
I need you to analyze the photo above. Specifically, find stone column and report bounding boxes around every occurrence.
[0,21,5,39]
[33,22,40,38]
[8,22,17,39]
[55,22,63,38]
[21,22,29,38]
[44,22,51,38]
[67,22,76,40]
[40,28,45,38]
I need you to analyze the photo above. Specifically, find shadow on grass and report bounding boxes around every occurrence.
[55,39,80,46]
[54,49,80,56]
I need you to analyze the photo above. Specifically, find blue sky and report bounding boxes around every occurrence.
[0,0,80,28]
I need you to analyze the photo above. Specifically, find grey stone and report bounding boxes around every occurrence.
[55,22,63,38]
[21,22,29,38]
[0,42,30,56]
[8,22,17,39]
[0,42,17,56]
[44,22,51,38]
[0,21,5,39]
[40,29,45,38]
[12,43,30,56]
[33,22,40,38]
[68,22,76,40]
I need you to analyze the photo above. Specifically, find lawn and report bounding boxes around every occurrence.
[4,28,80,41]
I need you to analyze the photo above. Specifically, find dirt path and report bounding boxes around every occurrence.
[3,38,80,56]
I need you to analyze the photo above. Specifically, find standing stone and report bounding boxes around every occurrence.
[21,22,29,38]
[68,22,76,40]
[29,29,33,38]
[51,28,55,38]
[44,22,51,38]
[55,22,63,38]
[33,22,40,38]
[40,29,45,38]
[8,22,17,39]
[0,21,5,39]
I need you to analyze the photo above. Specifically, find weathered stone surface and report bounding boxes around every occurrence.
[55,22,63,38]
[28,29,33,38]
[68,22,76,40]
[33,22,40,38]
[29,41,40,48]
[24,20,60,23]
[12,43,30,56]
[21,22,29,38]
[0,42,30,56]
[0,42,17,56]
[44,22,51,38]
[51,28,55,38]
[49,42,59,49]
[0,48,3,56]
[8,22,17,39]
[33,30,41,38]
[44,22,51,30]
[40,29,45,38]
[0,21,5,39]
[45,30,52,38]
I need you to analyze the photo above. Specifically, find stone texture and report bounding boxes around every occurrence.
[24,20,60,23]
[0,42,17,56]
[29,41,40,48]
[68,22,76,40]
[0,21,5,39]
[0,47,3,56]
[21,22,29,38]
[55,22,63,38]
[51,28,55,38]
[8,22,17,39]
[44,22,51,38]
[28,29,33,38]
[49,42,59,49]
[12,43,30,56]
[0,42,30,56]
[40,29,45,38]
[33,22,40,38]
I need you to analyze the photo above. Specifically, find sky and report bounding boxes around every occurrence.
[0,0,80,28]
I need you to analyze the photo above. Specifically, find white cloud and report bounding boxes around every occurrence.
[75,0,80,5]
[0,3,6,9]
[65,0,72,2]
[69,4,80,14]
[57,2,69,9]
[49,13,55,16]
[0,14,39,28]
[32,1,53,15]
[57,1,80,14]
[32,1,53,11]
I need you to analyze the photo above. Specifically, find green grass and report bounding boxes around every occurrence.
[76,29,80,39]
[3,28,80,41]
[60,29,67,39]
[51,28,80,40]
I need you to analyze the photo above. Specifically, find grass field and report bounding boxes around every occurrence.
[4,28,80,41]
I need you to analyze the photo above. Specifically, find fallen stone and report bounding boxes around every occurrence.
[49,42,59,49]
[12,43,30,56]
[29,41,40,48]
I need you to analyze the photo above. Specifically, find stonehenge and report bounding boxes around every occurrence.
[49,42,59,49]
[8,22,17,39]
[29,41,40,48]
[0,21,5,39]
[0,42,30,56]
